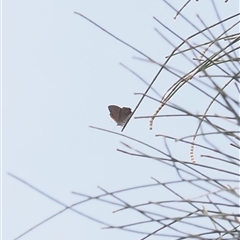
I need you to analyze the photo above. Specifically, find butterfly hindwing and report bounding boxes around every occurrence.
[119,107,132,123]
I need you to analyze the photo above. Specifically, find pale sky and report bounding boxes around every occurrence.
[3,1,239,240]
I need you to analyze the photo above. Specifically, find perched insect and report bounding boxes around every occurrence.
[108,105,132,126]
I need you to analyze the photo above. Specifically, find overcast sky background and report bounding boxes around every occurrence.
[3,1,239,240]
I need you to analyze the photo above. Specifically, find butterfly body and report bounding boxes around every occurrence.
[108,105,132,126]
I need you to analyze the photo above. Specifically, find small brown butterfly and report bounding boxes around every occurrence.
[108,105,132,126]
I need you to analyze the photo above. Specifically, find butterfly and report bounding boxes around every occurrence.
[108,105,132,126]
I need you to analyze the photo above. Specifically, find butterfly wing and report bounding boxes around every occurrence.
[108,105,121,124]
[119,107,132,125]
